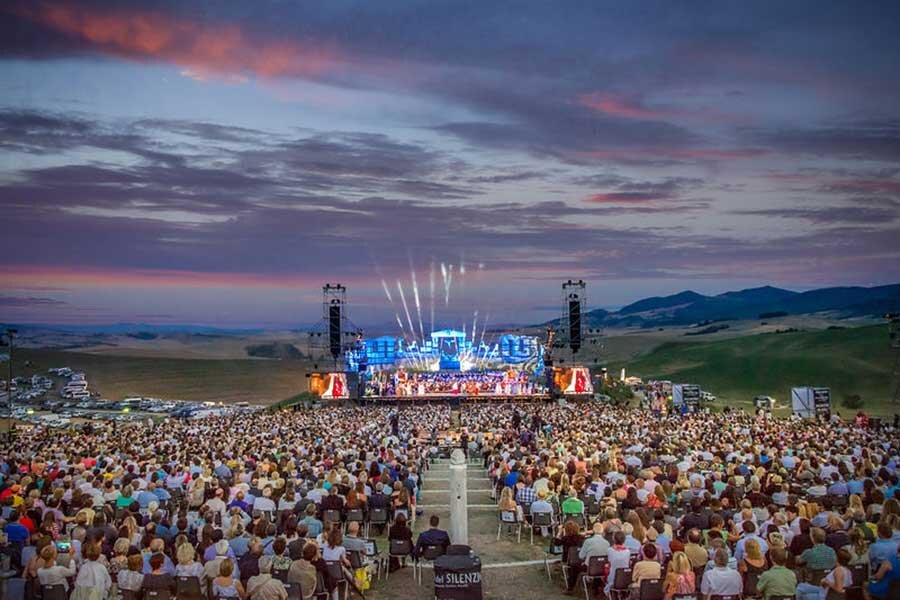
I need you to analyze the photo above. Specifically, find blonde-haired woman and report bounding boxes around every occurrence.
[663,552,695,600]
[738,538,767,591]
[120,515,141,547]
[498,487,521,523]
[842,494,864,522]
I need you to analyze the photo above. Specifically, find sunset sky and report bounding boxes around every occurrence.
[2,1,899,328]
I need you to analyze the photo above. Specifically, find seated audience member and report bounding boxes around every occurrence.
[701,548,743,599]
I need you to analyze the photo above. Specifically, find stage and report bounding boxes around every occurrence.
[362,393,551,404]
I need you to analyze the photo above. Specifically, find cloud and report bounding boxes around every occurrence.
[7,1,341,82]
[735,205,899,224]
[0,295,67,307]
[749,120,900,161]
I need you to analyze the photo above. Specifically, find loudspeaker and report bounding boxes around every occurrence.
[328,301,342,358]
[568,296,581,352]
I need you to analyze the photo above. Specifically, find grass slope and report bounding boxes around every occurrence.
[611,325,897,415]
[13,349,310,405]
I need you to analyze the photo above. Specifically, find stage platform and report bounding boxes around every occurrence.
[366,393,547,403]
[358,393,592,404]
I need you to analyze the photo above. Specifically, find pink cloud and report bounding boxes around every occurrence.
[578,92,744,123]
[15,1,342,82]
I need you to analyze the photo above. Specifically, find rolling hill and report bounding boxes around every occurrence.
[610,324,897,415]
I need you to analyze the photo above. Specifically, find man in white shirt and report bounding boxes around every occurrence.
[579,522,610,561]
[204,488,227,519]
[701,548,743,599]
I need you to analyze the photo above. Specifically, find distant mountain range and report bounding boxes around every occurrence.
[556,284,900,328]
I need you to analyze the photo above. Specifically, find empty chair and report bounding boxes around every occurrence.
[544,540,564,581]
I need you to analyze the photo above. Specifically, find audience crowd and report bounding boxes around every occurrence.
[2,400,899,600]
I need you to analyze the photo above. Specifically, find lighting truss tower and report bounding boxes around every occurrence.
[561,279,586,353]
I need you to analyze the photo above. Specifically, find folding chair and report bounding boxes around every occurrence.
[497,510,522,543]
[416,544,446,585]
[520,502,533,524]
[545,540,564,581]
[322,509,342,526]
[582,556,609,600]
[363,538,386,580]
[562,512,587,531]
[561,546,583,592]
[388,538,415,581]
[344,508,365,534]
[175,575,203,600]
[367,507,388,537]
[313,572,330,600]
[324,560,348,599]
[608,567,633,600]
[639,577,664,600]
[531,511,555,544]
[282,581,303,600]
[144,590,173,600]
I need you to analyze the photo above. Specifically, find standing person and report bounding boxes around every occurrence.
[390,412,399,438]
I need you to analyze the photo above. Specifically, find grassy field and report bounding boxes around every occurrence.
[13,348,311,405]
[610,324,898,415]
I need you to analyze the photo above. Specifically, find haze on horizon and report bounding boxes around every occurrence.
[1,1,899,329]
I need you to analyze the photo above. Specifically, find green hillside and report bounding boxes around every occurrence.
[611,325,898,415]
[12,349,311,405]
